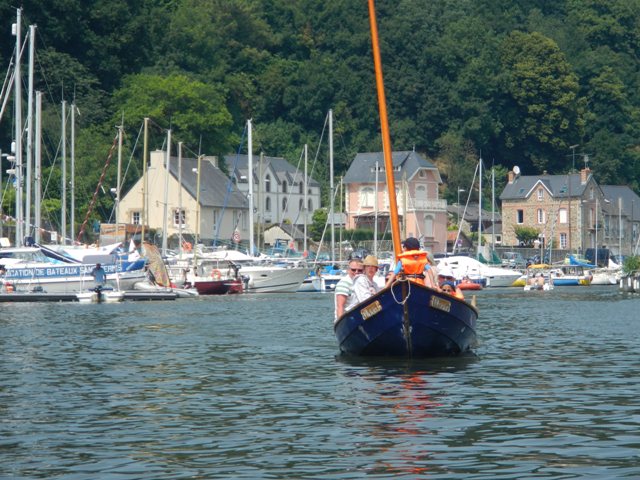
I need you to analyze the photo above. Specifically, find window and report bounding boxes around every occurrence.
[423,215,434,237]
[282,180,288,194]
[537,188,544,201]
[282,198,288,212]
[537,209,545,224]
[265,175,271,193]
[299,199,304,211]
[559,208,568,224]
[517,209,524,224]
[299,182,303,194]
[265,197,271,212]
[173,209,186,226]
[308,199,313,212]
[559,232,567,249]
[415,185,427,203]
[131,211,140,225]
[360,187,374,207]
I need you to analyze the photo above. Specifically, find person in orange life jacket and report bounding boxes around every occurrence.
[384,237,438,289]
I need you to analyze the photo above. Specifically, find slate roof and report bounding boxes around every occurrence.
[168,156,248,209]
[343,151,441,184]
[264,223,306,240]
[500,172,592,200]
[600,185,640,220]
[225,154,320,187]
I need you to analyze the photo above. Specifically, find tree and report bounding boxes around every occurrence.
[514,225,541,246]
[112,73,236,155]
[498,31,585,172]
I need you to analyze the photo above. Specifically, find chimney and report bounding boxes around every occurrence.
[580,167,591,184]
[508,171,515,183]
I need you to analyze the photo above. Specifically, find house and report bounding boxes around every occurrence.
[343,150,448,254]
[500,167,639,255]
[118,150,249,246]
[262,223,307,252]
[227,153,322,228]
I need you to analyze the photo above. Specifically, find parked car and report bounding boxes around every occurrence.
[501,252,527,269]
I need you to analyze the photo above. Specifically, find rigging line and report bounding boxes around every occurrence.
[106,123,144,224]
[76,133,119,243]
[453,161,480,254]
[278,145,306,228]
[212,122,248,246]
[308,111,329,186]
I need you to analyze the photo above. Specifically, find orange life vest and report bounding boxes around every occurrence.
[398,250,429,285]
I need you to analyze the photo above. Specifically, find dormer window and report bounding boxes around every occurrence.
[537,188,544,201]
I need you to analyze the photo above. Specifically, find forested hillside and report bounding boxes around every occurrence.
[1,0,639,226]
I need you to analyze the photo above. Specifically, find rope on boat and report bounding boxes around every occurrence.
[390,276,411,305]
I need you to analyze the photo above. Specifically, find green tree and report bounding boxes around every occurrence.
[112,73,236,155]
[514,225,540,246]
[498,31,585,173]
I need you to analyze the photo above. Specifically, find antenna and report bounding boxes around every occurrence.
[513,165,521,176]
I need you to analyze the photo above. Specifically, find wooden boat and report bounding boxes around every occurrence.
[334,0,478,358]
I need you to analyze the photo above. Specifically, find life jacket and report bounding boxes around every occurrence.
[397,249,429,285]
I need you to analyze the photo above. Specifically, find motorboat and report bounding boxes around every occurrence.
[437,255,522,287]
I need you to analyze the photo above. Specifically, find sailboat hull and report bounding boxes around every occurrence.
[334,282,477,357]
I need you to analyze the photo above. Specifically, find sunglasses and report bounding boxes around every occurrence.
[350,268,364,273]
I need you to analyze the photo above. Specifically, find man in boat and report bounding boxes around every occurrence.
[352,255,381,304]
[90,263,107,289]
[334,258,364,322]
[384,237,438,288]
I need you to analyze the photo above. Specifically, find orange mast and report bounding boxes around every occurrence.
[367,0,402,257]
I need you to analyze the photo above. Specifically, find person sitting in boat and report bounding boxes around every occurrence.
[384,237,437,288]
[536,273,545,287]
[352,255,381,304]
[438,268,464,299]
[90,263,107,289]
[334,258,364,322]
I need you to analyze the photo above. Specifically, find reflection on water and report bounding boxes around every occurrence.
[1,288,639,478]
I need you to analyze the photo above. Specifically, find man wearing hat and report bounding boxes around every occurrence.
[384,237,438,288]
[352,255,381,304]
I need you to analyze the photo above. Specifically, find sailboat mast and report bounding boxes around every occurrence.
[13,8,23,246]
[70,102,75,242]
[162,129,171,256]
[304,143,308,256]
[177,141,183,258]
[61,100,66,245]
[116,124,123,227]
[248,119,255,256]
[329,109,335,263]
[25,24,35,240]
[141,117,148,244]
[34,91,41,243]
[477,154,482,258]
[368,0,401,256]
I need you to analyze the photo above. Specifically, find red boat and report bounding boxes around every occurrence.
[184,259,243,295]
[457,278,483,291]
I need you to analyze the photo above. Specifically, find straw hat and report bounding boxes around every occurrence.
[362,255,379,267]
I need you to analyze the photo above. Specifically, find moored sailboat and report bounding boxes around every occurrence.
[334,0,478,357]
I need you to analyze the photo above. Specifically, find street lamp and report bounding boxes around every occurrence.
[457,188,465,226]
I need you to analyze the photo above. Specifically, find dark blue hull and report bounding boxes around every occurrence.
[334,281,478,357]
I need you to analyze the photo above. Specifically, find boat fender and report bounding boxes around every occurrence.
[211,269,222,280]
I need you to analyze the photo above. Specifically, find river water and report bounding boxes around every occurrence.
[1,286,639,479]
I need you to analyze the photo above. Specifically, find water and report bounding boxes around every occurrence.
[1,287,639,479]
